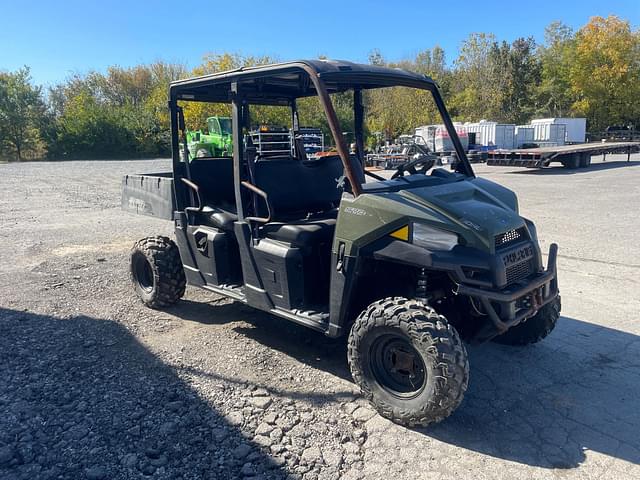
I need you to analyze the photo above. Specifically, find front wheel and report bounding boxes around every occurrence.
[348,297,469,428]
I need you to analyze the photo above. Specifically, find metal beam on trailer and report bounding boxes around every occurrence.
[486,141,640,167]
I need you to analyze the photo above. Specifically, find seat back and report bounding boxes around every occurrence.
[189,157,236,207]
[252,155,344,218]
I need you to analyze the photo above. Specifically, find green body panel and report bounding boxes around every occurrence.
[333,175,522,256]
[184,116,233,160]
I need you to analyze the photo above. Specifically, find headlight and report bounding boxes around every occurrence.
[412,223,459,251]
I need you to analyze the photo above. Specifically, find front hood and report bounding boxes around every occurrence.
[400,179,524,243]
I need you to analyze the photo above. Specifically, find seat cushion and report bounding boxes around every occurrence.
[197,206,237,231]
[260,212,337,246]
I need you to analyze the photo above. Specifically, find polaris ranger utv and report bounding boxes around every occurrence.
[123,60,560,427]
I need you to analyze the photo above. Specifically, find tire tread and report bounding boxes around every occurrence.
[348,297,469,427]
[130,236,186,308]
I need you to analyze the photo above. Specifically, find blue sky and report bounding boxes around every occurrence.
[1,0,638,86]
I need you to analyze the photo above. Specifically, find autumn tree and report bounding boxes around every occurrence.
[47,62,186,159]
[570,15,640,131]
[0,67,47,160]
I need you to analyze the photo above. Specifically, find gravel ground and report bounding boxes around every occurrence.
[1,155,639,479]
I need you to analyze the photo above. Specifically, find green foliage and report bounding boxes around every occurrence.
[0,67,46,160]
[1,16,638,161]
[45,61,186,159]
[570,16,640,132]
[536,21,576,117]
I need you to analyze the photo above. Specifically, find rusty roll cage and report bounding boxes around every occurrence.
[167,59,474,215]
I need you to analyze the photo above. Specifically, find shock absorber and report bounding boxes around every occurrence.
[415,268,429,304]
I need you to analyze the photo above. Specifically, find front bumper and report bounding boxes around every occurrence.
[456,243,559,342]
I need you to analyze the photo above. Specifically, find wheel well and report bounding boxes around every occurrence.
[345,259,417,326]
[344,258,476,339]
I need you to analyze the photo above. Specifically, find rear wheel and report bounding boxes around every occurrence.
[195,148,210,158]
[130,236,186,308]
[579,153,591,168]
[493,296,561,346]
[348,297,469,427]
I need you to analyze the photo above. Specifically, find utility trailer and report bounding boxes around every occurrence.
[294,127,324,159]
[249,126,292,158]
[486,141,640,169]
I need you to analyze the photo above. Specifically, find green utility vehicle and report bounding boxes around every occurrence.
[183,116,233,160]
[123,60,560,427]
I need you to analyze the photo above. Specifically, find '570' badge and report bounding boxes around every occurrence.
[344,207,368,216]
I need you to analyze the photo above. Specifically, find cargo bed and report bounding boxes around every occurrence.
[121,173,175,220]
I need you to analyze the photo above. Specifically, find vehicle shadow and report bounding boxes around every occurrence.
[179,301,640,469]
[507,159,640,175]
[165,297,260,326]
[0,307,288,479]
[170,298,352,383]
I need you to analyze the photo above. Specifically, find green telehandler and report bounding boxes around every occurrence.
[182,116,233,160]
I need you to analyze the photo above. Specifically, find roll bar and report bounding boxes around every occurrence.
[168,60,475,212]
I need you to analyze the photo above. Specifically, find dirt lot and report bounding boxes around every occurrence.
[1,155,639,480]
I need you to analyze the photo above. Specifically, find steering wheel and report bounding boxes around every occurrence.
[391,154,438,179]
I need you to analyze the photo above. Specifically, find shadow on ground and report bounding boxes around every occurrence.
[170,299,352,383]
[0,307,287,479]
[507,160,640,175]
[173,300,640,470]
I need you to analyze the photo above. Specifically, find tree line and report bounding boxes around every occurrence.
[0,15,638,161]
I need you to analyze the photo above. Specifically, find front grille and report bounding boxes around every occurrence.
[506,259,534,285]
[495,227,528,249]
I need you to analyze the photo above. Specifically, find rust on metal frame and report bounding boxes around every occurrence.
[297,63,363,197]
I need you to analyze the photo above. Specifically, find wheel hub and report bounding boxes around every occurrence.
[370,334,426,398]
[133,254,154,293]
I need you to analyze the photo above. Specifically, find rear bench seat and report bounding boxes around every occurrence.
[188,154,348,247]
[252,155,344,247]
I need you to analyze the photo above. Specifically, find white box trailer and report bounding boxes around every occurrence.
[463,121,515,149]
[414,124,469,153]
[515,126,535,147]
[530,118,586,143]
[531,123,566,146]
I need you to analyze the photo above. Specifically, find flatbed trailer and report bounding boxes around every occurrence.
[486,141,640,168]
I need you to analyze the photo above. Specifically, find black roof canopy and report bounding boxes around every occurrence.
[169,59,436,105]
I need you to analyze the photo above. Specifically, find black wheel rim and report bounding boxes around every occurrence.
[133,254,154,293]
[370,334,426,398]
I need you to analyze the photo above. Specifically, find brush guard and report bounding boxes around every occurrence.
[456,243,559,342]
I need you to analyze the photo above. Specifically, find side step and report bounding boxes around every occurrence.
[202,283,329,333]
